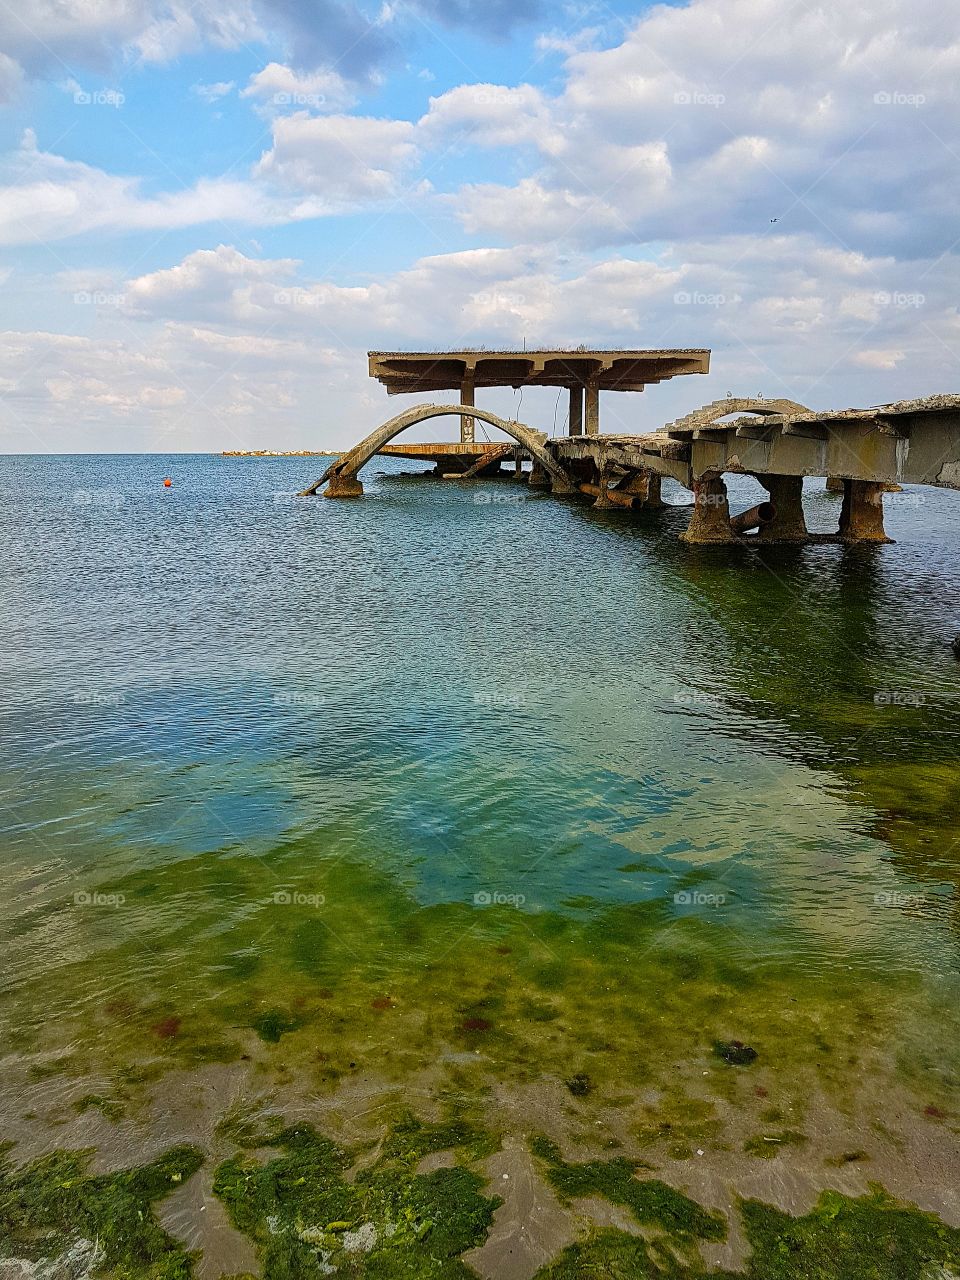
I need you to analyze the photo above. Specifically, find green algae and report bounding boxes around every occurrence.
[0,1141,203,1278]
[534,1226,703,1278]
[724,1186,960,1279]
[529,1163,960,1280]
[212,1114,501,1279]
[530,1135,726,1242]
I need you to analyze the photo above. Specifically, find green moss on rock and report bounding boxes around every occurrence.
[0,1142,203,1278]
[213,1117,501,1279]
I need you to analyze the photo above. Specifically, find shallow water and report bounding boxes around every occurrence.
[1,454,960,1269]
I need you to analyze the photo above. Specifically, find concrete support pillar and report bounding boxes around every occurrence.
[615,469,665,509]
[642,472,665,510]
[585,378,600,436]
[592,461,613,509]
[757,473,808,542]
[679,474,737,544]
[568,386,583,437]
[325,470,364,498]
[460,373,475,444]
[839,480,893,543]
[528,461,550,488]
[513,455,523,478]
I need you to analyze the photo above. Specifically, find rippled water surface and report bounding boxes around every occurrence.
[1,453,959,1132]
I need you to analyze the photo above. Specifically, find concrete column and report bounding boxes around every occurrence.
[757,473,808,542]
[325,470,364,498]
[839,480,893,543]
[528,461,550,488]
[642,472,665,510]
[592,460,613,508]
[585,377,600,436]
[568,386,583,436]
[679,474,737,544]
[460,372,475,443]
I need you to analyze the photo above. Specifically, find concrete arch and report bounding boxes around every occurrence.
[664,396,810,434]
[300,403,576,496]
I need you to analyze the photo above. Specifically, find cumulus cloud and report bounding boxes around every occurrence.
[242,62,354,112]
[254,112,419,204]
[436,0,960,258]
[418,83,562,152]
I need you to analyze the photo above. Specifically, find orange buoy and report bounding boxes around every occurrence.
[163,478,172,488]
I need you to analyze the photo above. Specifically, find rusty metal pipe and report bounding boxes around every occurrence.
[730,501,776,534]
[578,482,636,509]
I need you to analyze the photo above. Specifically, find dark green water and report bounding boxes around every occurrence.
[1,455,960,1273]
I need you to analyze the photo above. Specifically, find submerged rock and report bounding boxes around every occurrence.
[714,1039,758,1066]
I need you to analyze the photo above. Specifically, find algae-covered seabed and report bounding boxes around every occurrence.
[1,456,959,1278]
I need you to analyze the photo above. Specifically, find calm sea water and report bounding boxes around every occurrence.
[1,453,959,1111]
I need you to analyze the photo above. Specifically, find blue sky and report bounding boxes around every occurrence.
[0,0,957,451]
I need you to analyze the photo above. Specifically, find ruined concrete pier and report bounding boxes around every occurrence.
[299,349,960,547]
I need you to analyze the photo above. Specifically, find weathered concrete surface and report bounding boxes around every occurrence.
[554,395,960,491]
[679,474,739,545]
[301,404,576,497]
[757,473,808,542]
[839,479,894,543]
[368,348,710,395]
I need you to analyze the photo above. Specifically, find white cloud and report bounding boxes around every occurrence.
[254,112,419,205]
[241,62,354,112]
[419,83,562,152]
[440,0,960,256]
[193,80,236,103]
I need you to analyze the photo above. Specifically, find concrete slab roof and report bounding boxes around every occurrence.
[368,348,710,395]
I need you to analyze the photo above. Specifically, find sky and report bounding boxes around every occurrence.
[0,0,958,452]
